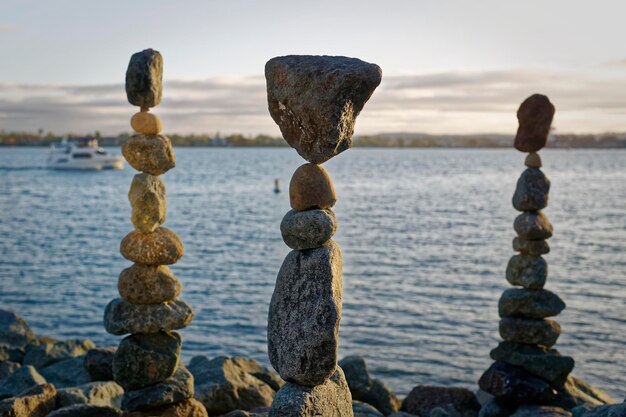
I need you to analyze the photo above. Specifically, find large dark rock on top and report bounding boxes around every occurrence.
[401,386,480,417]
[126,48,163,108]
[0,309,36,348]
[512,168,550,212]
[514,94,555,153]
[266,55,382,164]
[479,362,556,404]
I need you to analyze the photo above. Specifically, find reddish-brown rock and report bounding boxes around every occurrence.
[514,94,555,153]
[131,112,163,135]
[118,264,181,304]
[289,163,336,211]
[120,227,183,266]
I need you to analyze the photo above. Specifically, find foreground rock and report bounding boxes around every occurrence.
[0,366,46,399]
[280,209,337,250]
[401,386,480,417]
[125,48,163,109]
[353,401,384,417]
[0,309,36,348]
[119,227,184,266]
[124,398,208,417]
[48,404,123,417]
[57,381,124,408]
[118,265,181,305]
[514,94,555,153]
[23,339,95,369]
[128,173,167,233]
[548,376,614,410]
[572,403,626,417]
[38,356,91,388]
[0,384,56,417]
[510,405,571,417]
[479,362,556,404]
[122,366,194,412]
[84,347,116,381]
[104,298,193,335]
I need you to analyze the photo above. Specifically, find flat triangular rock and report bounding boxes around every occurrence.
[265,55,382,164]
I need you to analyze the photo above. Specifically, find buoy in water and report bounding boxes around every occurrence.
[274,178,281,194]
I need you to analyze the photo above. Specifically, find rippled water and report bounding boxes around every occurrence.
[0,147,625,399]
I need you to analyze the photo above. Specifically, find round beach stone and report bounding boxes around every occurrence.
[514,212,553,241]
[280,208,337,250]
[499,317,561,347]
[512,168,550,212]
[498,288,565,319]
[113,332,181,391]
[122,134,176,176]
[289,163,336,211]
[129,173,166,233]
[122,366,194,412]
[506,255,548,290]
[131,112,163,135]
[120,227,183,266]
[525,152,542,168]
[512,237,550,256]
[118,264,181,305]
[104,298,193,336]
[514,94,555,153]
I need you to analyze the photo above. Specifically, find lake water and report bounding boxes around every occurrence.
[0,147,625,399]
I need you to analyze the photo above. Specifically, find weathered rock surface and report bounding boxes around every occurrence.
[549,376,614,410]
[478,398,516,417]
[571,403,626,417]
[48,404,123,417]
[280,208,337,250]
[525,152,542,168]
[104,298,193,336]
[499,317,561,347]
[122,366,194,412]
[188,356,276,416]
[289,164,337,210]
[269,367,353,417]
[57,381,124,408]
[512,237,550,256]
[512,168,550,212]
[514,212,553,241]
[265,55,382,164]
[131,111,163,135]
[361,379,400,416]
[23,339,95,369]
[339,356,372,400]
[124,398,208,417]
[479,362,556,404]
[268,241,343,386]
[514,94,555,153]
[126,48,163,109]
[39,356,91,388]
[401,386,480,417]
[0,366,46,399]
[0,383,56,417]
[129,173,167,233]
[120,227,183,266]
[0,361,21,379]
[490,342,574,388]
[506,254,548,289]
[84,346,116,381]
[113,332,181,390]
[121,134,176,176]
[119,264,181,305]
[0,309,36,349]
[0,346,25,363]
[510,405,571,417]
[498,288,565,319]
[353,401,384,417]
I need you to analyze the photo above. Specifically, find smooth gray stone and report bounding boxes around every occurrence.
[265,55,382,164]
[0,365,46,399]
[56,381,124,408]
[126,48,163,108]
[514,212,553,241]
[513,237,550,255]
[122,366,194,412]
[113,332,181,391]
[499,288,565,319]
[39,356,91,388]
[0,309,36,349]
[490,342,574,388]
[47,404,123,417]
[506,254,547,289]
[269,367,353,417]
[339,355,372,399]
[280,209,337,250]
[479,362,556,404]
[188,355,276,416]
[512,168,550,212]
[499,317,561,347]
[84,346,116,381]
[268,241,343,386]
[23,338,96,368]
[104,298,193,335]
[353,400,384,417]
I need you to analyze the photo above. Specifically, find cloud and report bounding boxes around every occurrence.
[0,24,15,33]
[1,68,626,135]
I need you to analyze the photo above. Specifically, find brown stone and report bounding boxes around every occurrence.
[119,264,181,304]
[289,163,336,211]
[0,384,56,417]
[122,134,176,176]
[512,237,550,256]
[120,227,183,266]
[514,211,553,241]
[499,317,561,347]
[124,398,208,417]
[525,152,542,168]
[129,174,167,233]
[131,112,163,135]
[514,94,555,153]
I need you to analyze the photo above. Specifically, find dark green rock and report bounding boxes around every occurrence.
[514,212,553,241]
[499,288,565,319]
[122,366,194,412]
[499,317,561,347]
[126,49,163,108]
[280,209,337,250]
[512,238,550,256]
[506,255,548,289]
[512,168,550,212]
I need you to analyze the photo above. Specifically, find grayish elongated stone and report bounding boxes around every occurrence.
[514,212,553,241]
[512,237,550,256]
[280,209,337,250]
[506,254,547,289]
[104,298,193,335]
[512,168,550,212]
[269,367,353,417]
[0,365,46,399]
[499,288,565,319]
[0,309,36,349]
[266,55,382,164]
[499,317,561,347]
[121,134,176,176]
[126,49,163,108]
[113,332,181,390]
[122,366,194,412]
[129,173,166,232]
[39,356,91,388]
[23,338,96,368]
[268,241,343,386]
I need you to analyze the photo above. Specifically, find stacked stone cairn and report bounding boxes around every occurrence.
[104,49,207,417]
[264,55,382,417]
[478,94,576,410]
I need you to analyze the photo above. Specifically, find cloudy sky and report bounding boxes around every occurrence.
[1,0,626,135]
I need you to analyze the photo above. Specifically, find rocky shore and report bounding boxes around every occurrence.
[1,309,623,417]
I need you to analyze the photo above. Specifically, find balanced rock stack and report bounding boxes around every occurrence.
[264,55,382,417]
[104,49,206,417]
[479,95,575,408]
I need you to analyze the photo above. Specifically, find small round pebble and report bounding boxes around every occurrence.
[289,163,336,211]
[131,111,163,135]
[525,152,542,168]
[280,208,337,250]
[120,227,183,266]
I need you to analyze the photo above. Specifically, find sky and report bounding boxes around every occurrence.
[1,0,626,136]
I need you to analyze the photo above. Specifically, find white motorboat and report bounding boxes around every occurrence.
[47,138,124,170]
